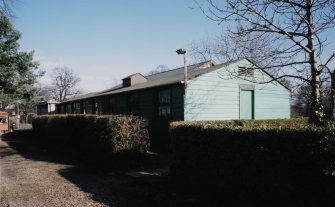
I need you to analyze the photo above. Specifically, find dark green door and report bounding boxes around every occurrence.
[240,90,253,119]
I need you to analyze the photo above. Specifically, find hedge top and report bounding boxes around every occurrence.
[170,118,319,131]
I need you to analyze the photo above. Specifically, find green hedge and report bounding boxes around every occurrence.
[170,119,335,202]
[32,115,150,160]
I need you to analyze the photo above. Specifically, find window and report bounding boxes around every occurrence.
[85,100,93,114]
[59,105,65,114]
[74,102,81,114]
[0,116,7,124]
[110,97,116,114]
[66,103,72,114]
[127,94,139,114]
[238,67,254,77]
[158,89,171,118]
[123,78,131,87]
[96,98,106,115]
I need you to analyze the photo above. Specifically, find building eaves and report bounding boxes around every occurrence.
[59,60,238,104]
[100,74,184,96]
[98,61,233,96]
[61,92,98,104]
[94,60,216,95]
[59,58,290,104]
[37,100,59,105]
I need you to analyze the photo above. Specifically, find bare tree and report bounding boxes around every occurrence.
[49,67,81,102]
[189,34,216,63]
[197,0,335,124]
[36,83,54,101]
[190,27,279,69]
[189,27,295,105]
[292,80,331,115]
[321,53,335,118]
[0,0,17,18]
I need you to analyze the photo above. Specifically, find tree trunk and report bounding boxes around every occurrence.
[309,50,322,124]
[307,43,322,121]
[306,2,323,124]
[330,72,335,119]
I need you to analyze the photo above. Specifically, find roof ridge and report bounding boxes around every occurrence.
[145,60,214,78]
[97,60,216,95]
[59,59,247,103]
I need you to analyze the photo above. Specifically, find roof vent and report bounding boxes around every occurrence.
[122,73,147,87]
[194,60,216,71]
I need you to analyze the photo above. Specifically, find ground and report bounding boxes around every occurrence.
[2,130,331,207]
[0,130,192,207]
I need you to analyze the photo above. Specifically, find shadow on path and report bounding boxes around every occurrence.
[0,130,196,207]
[3,130,334,207]
[0,130,76,165]
[58,166,187,207]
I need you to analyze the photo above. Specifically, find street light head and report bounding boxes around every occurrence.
[176,48,186,55]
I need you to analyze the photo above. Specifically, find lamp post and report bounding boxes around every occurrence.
[176,48,187,91]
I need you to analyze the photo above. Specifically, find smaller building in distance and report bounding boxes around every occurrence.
[37,100,59,115]
[0,111,9,132]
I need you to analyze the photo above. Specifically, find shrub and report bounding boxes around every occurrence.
[170,118,335,202]
[148,120,171,152]
[32,115,150,161]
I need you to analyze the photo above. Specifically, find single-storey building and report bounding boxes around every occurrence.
[56,58,291,150]
[37,100,59,115]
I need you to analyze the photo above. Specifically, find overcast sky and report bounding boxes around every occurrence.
[12,0,222,92]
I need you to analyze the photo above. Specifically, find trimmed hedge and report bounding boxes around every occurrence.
[32,115,150,160]
[170,119,335,202]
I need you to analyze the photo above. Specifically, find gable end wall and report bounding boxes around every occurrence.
[184,59,291,121]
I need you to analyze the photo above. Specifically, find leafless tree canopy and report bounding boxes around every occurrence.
[190,28,278,69]
[49,67,81,102]
[37,83,54,101]
[198,0,335,77]
[0,0,17,18]
[197,0,335,123]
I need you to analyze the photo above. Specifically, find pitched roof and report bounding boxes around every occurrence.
[101,60,220,96]
[145,60,216,81]
[122,73,146,79]
[60,58,290,104]
[37,100,59,105]
[60,92,98,103]
[61,60,217,103]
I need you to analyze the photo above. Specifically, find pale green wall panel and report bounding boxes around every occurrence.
[185,59,291,121]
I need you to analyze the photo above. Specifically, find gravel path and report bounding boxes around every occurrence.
[0,131,188,207]
[0,135,109,207]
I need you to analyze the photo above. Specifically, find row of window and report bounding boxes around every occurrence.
[58,89,172,118]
